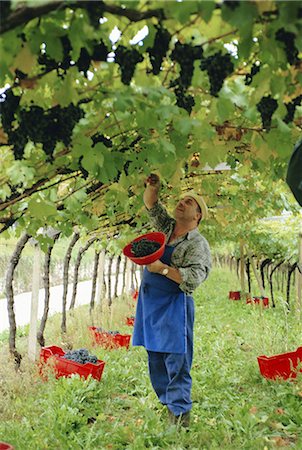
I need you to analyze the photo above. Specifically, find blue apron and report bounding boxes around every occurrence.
[132,245,188,354]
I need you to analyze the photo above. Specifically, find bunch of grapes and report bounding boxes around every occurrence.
[76,47,92,77]
[223,0,240,9]
[0,90,20,133]
[171,42,203,89]
[174,86,195,114]
[256,95,278,129]
[147,25,171,75]
[114,45,144,85]
[200,51,234,96]
[91,40,109,61]
[63,348,98,364]
[245,62,261,86]
[284,95,302,124]
[131,238,161,257]
[96,327,120,335]
[38,35,72,74]
[275,28,299,65]
[92,133,113,148]
[3,99,83,160]
[81,0,105,29]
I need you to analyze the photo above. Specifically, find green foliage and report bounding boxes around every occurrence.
[0,0,301,240]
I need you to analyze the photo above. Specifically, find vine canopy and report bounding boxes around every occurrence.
[0,0,301,243]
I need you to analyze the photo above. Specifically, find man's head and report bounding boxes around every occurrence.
[174,191,208,226]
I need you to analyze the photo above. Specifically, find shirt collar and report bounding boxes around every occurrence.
[168,224,199,241]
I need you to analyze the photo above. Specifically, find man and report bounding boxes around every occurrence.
[132,173,211,427]
[286,138,302,206]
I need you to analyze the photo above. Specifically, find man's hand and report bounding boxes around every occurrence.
[146,260,166,274]
[144,173,160,210]
[144,173,160,189]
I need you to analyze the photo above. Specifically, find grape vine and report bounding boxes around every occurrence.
[0,92,84,160]
[171,42,203,89]
[256,95,278,129]
[114,46,144,85]
[147,25,171,75]
[245,62,261,86]
[275,28,299,65]
[284,95,302,124]
[200,51,234,96]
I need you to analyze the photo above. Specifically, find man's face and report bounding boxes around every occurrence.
[174,196,201,223]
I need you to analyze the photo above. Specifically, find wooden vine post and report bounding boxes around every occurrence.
[28,241,41,361]
[61,232,80,334]
[296,233,302,317]
[6,233,31,365]
[96,248,106,308]
[125,257,132,293]
[239,240,246,300]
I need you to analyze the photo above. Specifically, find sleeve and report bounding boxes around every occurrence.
[146,201,175,234]
[177,239,211,294]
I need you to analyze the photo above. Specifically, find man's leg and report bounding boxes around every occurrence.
[147,350,169,405]
[165,296,194,418]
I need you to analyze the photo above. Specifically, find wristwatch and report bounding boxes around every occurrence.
[162,267,169,276]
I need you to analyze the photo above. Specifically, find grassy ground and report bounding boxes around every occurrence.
[0,267,301,450]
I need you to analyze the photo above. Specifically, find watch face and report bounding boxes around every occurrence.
[162,268,169,275]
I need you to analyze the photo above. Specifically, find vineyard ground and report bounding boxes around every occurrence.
[0,267,301,449]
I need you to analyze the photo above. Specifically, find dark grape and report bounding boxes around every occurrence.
[81,0,105,28]
[256,95,278,129]
[79,156,89,179]
[92,133,113,148]
[63,348,98,364]
[224,0,240,9]
[245,62,261,86]
[284,95,302,124]
[174,86,195,113]
[2,101,84,160]
[147,25,171,75]
[76,47,92,76]
[8,126,28,160]
[171,42,203,88]
[38,53,59,71]
[91,39,108,61]
[38,35,72,73]
[275,28,299,65]
[200,51,234,96]
[60,35,72,71]
[0,90,21,133]
[96,327,120,335]
[114,46,144,85]
[131,238,161,257]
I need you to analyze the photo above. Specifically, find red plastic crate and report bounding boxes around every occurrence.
[257,347,302,380]
[246,296,269,307]
[229,291,241,300]
[126,316,135,326]
[0,443,14,450]
[89,327,131,349]
[132,290,139,301]
[40,346,105,381]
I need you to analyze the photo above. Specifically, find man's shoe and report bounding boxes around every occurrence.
[167,408,190,428]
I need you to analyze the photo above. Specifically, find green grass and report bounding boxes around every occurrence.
[0,268,301,449]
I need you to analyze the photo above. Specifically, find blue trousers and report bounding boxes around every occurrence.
[147,297,194,416]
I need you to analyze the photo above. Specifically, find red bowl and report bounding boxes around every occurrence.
[123,232,166,265]
[0,443,14,450]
